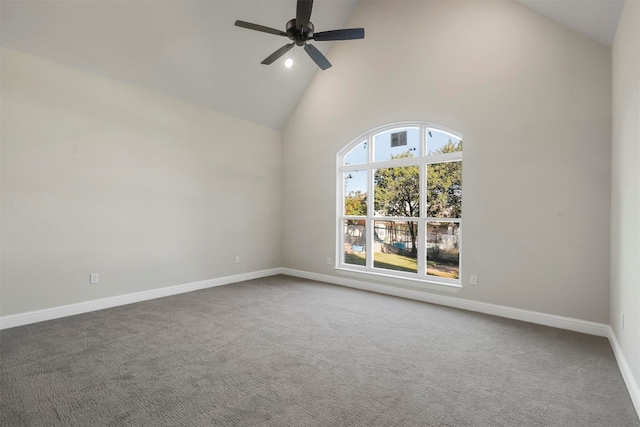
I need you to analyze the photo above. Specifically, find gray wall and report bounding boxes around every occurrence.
[1,48,282,316]
[0,1,621,330]
[611,0,640,397]
[282,0,612,323]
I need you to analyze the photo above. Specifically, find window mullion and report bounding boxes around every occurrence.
[339,122,462,286]
[424,152,462,164]
[418,159,426,277]
[366,167,373,269]
[365,133,373,270]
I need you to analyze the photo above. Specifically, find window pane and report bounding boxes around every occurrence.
[344,170,367,215]
[426,161,462,218]
[373,128,419,162]
[373,220,418,273]
[344,140,368,165]
[344,220,366,266]
[427,129,462,155]
[374,165,419,217]
[426,222,460,279]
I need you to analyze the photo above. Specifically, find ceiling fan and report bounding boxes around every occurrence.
[234,0,365,70]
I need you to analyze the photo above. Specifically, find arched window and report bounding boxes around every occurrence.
[337,122,462,287]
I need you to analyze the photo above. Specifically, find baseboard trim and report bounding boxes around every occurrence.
[281,268,610,337]
[2,267,610,338]
[608,327,640,417]
[0,268,282,330]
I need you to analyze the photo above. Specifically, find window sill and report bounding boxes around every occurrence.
[335,267,463,294]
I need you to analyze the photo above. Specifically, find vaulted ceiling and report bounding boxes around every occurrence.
[0,0,624,130]
[514,0,624,46]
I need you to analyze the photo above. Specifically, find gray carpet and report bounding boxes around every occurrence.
[1,275,638,427]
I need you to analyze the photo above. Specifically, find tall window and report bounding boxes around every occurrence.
[338,123,462,287]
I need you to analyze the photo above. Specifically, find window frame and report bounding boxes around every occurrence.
[336,122,463,289]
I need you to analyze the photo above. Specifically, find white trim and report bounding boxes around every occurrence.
[0,268,283,330]
[0,266,612,340]
[608,327,640,418]
[281,268,610,337]
[338,121,463,159]
[3,267,608,337]
[338,122,463,287]
[424,152,462,164]
[335,266,462,292]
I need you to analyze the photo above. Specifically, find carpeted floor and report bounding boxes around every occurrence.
[1,275,638,426]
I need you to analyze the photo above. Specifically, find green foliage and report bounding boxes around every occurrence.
[373,151,420,217]
[426,140,462,218]
[374,151,419,254]
[344,191,367,216]
[429,244,441,259]
[361,140,462,260]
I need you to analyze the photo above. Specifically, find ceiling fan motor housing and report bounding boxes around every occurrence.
[286,19,314,45]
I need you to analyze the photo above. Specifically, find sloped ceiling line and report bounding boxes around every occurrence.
[0,0,623,130]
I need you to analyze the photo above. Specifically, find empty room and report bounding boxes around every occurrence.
[1,0,639,425]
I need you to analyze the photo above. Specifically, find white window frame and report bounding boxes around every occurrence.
[336,122,463,289]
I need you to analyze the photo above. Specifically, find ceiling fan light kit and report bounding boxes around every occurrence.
[235,0,365,70]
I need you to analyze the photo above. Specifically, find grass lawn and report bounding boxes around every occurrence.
[345,252,417,273]
[345,252,459,278]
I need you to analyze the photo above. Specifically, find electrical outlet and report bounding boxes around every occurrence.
[90,273,99,284]
[470,275,478,285]
[235,256,240,264]
[326,257,332,265]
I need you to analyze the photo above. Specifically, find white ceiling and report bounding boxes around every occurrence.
[515,0,624,46]
[0,0,624,130]
[0,0,358,130]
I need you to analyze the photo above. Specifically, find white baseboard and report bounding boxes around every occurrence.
[608,327,640,417]
[281,268,610,337]
[1,266,611,338]
[2,267,608,337]
[0,268,282,330]
[283,269,640,418]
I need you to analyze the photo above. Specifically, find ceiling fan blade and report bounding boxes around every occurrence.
[313,28,365,41]
[296,0,313,32]
[261,43,295,65]
[304,43,331,70]
[235,20,287,37]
